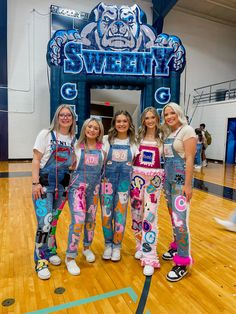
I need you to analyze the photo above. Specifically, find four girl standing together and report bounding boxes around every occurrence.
[32,103,196,282]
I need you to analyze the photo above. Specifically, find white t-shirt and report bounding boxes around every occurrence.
[166,125,196,159]
[102,135,139,159]
[33,129,74,168]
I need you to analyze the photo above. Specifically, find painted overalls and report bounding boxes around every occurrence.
[130,143,164,268]
[101,143,132,249]
[33,131,75,271]
[66,144,103,258]
[163,129,192,266]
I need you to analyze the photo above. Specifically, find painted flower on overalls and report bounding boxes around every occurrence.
[131,197,142,210]
[175,174,185,185]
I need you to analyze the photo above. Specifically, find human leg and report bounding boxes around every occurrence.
[162,180,177,260]
[166,183,192,281]
[112,176,131,261]
[130,173,145,258]
[33,192,54,279]
[101,177,116,259]
[83,183,100,262]
[47,192,65,265]
[65,183,86,275]
[141,172,164,275]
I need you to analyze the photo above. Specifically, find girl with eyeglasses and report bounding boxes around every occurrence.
[32,104,76,280]
[65,118,105,275]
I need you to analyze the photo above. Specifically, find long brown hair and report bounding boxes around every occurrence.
[108,110,136,144]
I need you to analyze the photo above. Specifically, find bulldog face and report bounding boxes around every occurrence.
[95,3,142,50]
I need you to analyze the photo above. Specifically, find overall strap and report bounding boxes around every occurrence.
[173,126,184,139]
[50,130,56,142]
[71,136,76,146]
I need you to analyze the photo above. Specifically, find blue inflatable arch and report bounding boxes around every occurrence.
[47,2,186,132]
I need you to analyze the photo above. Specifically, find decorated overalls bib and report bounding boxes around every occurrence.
[101,143,132,248]
[131,143,164,268]
[163,131,192,264]
[66,144,103,258]
[34,131,75,270]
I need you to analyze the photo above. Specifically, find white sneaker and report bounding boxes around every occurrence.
[49,255,61,266]
[37,267,51,280]
[83,249,96,263]
[194,165,202,171]
[214,218,236,232]
[143,265,154,276]
[111,248,121,261]
[103,246,112,260]
[65,258,80,275]
[202,160,208,167]
[134,251,142,260]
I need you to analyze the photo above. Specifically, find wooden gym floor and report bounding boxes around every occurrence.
[0,161,236,314]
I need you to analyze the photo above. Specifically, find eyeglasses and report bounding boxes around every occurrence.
[59,113,72,118]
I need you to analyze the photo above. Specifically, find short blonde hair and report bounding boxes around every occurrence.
[77,117,104,147]
[49,104,76,136]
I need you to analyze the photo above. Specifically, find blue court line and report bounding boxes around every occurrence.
[26,287,137,314]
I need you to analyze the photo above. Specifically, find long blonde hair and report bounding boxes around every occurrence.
[77,117,104,147]
[108,110,136,144]
[49,104,76,137]
[137,107,162,145]
[161,102,187,137]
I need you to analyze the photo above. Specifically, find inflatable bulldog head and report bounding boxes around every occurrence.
[81,2,156,51]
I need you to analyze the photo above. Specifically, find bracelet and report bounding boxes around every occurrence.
[32,182,40,186]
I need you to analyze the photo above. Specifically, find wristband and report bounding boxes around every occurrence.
[32,182,40,186]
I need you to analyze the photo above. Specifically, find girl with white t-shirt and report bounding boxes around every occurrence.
[162,102,196,282]
[32,104,76,280]
[101,110,138,262]
[65,118,105,276]
[130,107,164,276]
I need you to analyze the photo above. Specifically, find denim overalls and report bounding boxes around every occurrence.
[130,143,165,268]
[101,143,132,249]
[33,131,75,268]
[195,142,202,166]
[163,131,192,265]
[66,145,103,258]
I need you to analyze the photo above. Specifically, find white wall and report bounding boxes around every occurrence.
[190,99,236,161]
[163,9,236,162]
[7,0,152,158]
[164,9,236,114]
[7,1,236,160]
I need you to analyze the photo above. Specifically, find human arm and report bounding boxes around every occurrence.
[183,137,196,202]
[102,135,110,154]
[32,149,44,200]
